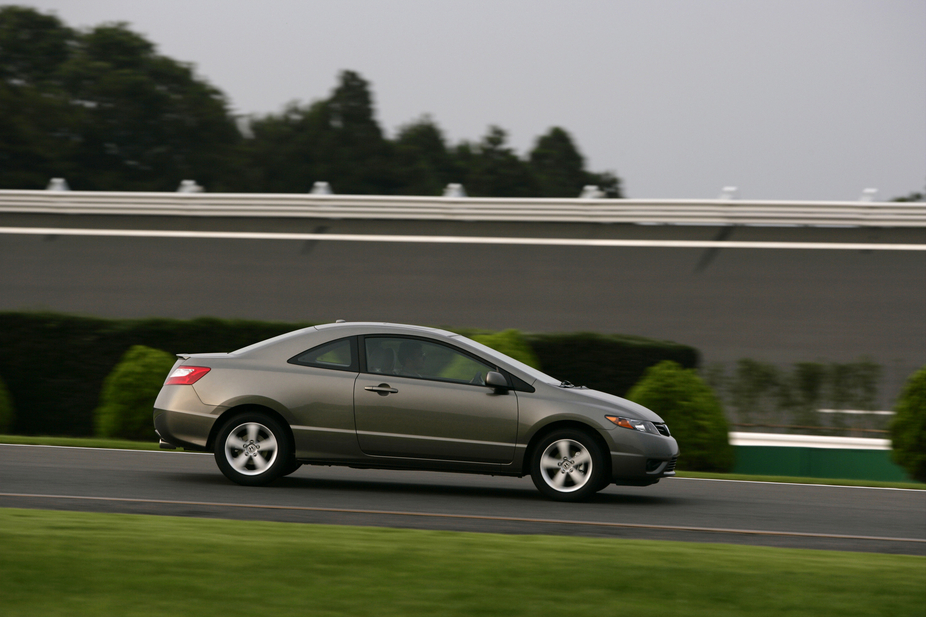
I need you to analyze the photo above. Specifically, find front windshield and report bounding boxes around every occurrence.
[454,335,561,385]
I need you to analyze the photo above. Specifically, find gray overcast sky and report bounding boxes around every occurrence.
[20,0,926,200]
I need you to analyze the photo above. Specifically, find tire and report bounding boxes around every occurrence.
[530,428,606,501]
[281,459,303,477]
[214,412,292,486]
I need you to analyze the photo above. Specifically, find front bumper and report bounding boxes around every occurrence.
[608,432,679,485]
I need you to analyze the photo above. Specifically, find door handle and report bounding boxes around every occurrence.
[365,384,398,396]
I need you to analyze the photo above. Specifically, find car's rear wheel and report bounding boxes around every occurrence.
[530,429,606,501]
[281,459,302,477]
[214,412,291,486]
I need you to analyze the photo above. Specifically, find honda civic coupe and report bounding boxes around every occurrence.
[154,322,679,501]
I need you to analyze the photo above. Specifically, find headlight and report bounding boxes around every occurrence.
[606,416,647,431]
[605,416,669,437]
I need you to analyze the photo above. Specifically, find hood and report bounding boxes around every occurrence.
[562,386,666,423]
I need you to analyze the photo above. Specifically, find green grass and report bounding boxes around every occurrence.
[0,508,923,617]
[675,470,924,490]
[2,434,923,489]
[0,434,162,450]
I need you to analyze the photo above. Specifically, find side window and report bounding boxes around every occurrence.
[365,337,494,385]
[289,337,358,372]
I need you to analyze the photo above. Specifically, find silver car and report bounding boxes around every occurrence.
[154,322,679,501]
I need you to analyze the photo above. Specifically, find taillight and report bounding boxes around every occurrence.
[165,366,211,385]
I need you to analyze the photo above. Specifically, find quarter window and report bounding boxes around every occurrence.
[290,337,358,371]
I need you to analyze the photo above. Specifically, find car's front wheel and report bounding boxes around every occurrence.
[214,412,292,486]
[530,429,606,501]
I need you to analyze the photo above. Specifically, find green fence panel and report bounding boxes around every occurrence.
[733,446,910,482]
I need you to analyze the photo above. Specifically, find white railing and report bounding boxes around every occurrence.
[730,432,890,450]
[0,189,924,227]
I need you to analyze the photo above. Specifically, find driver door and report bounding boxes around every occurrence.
[354,336,518,464]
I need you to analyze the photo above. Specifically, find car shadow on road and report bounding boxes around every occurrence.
[272,475,682,505]
[167,471,684,505]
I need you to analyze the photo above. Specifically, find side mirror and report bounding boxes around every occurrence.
[485,371,509,393]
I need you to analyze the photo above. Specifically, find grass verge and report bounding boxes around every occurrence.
[2,434,922,489]
[0,434,161,451]
[675,470,924,490]
[1,508,923,617]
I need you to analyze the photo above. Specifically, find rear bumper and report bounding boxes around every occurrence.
[153,409,216,451]
[152,385,219,451]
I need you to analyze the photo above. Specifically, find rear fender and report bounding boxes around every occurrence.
[205,394,295,425]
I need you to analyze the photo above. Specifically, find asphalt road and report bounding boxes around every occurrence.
[1,444,923,555]
[2,215,924,403]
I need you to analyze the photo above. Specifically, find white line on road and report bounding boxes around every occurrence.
[1,491,922,543]
[1,444,921,491]
[1,226,925,251]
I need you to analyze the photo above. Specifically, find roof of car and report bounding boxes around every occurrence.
[314,321,459,338]
[231,321,464,358]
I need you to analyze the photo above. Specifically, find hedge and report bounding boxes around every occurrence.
[0,312,309,436]
[94,346,177,441]
[471,329,542,370]
[890,366,926,482]
[525,332,699,397]
[627,360,734,472]
[0,312,699,437]
[0,374,13,433]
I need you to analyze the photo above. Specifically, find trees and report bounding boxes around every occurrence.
[459,126,538,197]
[527,126,623,198]
[0,6,73,86]
[529,127,588,197]
[242,81,621,198]
[0,6,77,188]
[393,116,455,196]
[2,6,624,196]
[323,70,397,194]
[60,23,241,191]
[0,6,240,191]
[240,100,331,193]
[240,70,398,194]
[891,192,924,202]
